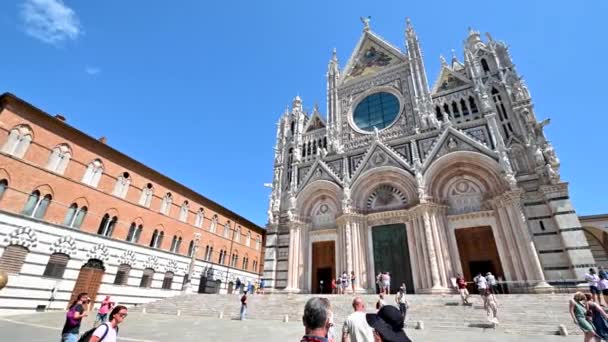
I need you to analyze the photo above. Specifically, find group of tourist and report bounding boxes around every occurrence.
[376,272,392,295]
[455,273,499,325]
[330,271,356,294]
[235,277,265,296]
[61,293,128,342]
[302,296,411,342]
[569,267,608,341]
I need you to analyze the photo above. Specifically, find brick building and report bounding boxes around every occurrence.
[0,92,265,312]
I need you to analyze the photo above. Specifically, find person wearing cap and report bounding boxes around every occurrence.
[342,297,373,342]
[301,297,333,342]
[366,305,412,342]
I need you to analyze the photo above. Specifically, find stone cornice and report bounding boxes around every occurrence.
[447,210,494,222]
[539,183,569,198]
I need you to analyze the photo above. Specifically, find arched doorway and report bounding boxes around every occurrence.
[68,259,105,310]
[214,279,221,294]
[227,281,234,294]
[455,227,504,293]
[198,277,207,294]
[584,228,608,269]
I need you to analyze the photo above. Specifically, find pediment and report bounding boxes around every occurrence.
[432,66,471,94]
[350,140,412,184]
[341,31,406,84]
[304,111,326,132]
[297,160,342,194]
[422,126,498,171]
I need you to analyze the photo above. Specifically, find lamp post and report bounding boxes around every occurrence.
[224,225,236,293]
[183,232,201,293]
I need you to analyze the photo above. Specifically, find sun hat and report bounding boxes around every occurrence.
[366,305,411,342]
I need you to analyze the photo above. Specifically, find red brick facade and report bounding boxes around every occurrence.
[0,92,265,274]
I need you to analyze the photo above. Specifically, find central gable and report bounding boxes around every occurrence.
[342,31,406,84]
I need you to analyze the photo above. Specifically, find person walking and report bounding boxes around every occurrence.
[351,271,356,294]
[235,277,242,294]
[376,273,382,294]
[300,297,333,342]
[94,296,114,326]
[395,287,408,321]
[485,272,499,294]
[341,271,349,295]
[473,272,488,294]
[569,292,600,342]
[376,293,385,310]
[585,293,608,340]
[342,297,373,342]
[385,272,391,294]
[456,274,470,305]
[331,278,337,294]
[240,292,247,320]
[599,273,608,307]
[61,293,89,342]
[365,305,412,342]
[337,276,343,295]
[88,305,128,342]
[259,278,265,295]
[586,268,601,303]
[482,288,499,326]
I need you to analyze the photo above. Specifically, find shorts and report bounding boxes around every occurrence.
[96,313,108,322]
[602,289,608,296]
[590,286,600,295]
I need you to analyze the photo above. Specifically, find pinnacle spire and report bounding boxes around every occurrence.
[440,54,447,67]
[360,16,371,32]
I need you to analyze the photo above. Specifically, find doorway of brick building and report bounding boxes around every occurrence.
[68,259,105,310]
[455,226,505,294]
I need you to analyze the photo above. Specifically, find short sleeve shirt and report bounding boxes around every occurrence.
[342,311,374,342]
[93,323,117,342]
[62,304,84,335]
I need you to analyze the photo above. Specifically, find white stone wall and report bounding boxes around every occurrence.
[0,211,260,313]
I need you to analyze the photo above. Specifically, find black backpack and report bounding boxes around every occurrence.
[78,323,117,342]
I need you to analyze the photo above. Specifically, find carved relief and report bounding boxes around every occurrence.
[447,180,484,215]
[5,226,38,249]
[366,184,407,211]
[117,250,137,266]
[50,236,77,256]
[86,243,109,262]
[143,255,159,270]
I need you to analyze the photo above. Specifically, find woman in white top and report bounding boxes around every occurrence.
[90,305,128,342]
[585,268,601,303]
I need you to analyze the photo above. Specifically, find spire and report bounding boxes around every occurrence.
[292,95,302,111]
[360,16,371,32]
[451,49,458,64]
[440,54,447,67]
[406,17,415,38]
[327,48,339,76]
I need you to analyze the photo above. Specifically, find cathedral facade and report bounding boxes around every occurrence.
[263,20,595,294]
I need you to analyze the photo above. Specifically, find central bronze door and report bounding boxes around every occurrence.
[311,241,335,294]
[372,224,414,293]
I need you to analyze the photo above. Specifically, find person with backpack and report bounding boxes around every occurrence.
[94,296,114,326]
[62,293,90,342]
[81,305,128,342]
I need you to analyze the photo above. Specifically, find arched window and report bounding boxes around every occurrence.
[97,214,117,237]
[1,125,32,158]
[22,190,52,219]
[451,101,461,118]
[82,159,104,187]
[112,172,131,199]
[246,231,251,247]
[114,264,131,285]
[45,144,71,174]
[218,249,226,264]
[126,223,143,243]
[492,88,513,138]
[435,106,442,122]
[204,245,213,261]
[252,260,259,274]
[0,179,7,202]
[460,99,470,117]
[162,271,174,290]
[43,252,69,278]
[223,222,231,238]
[187,240,195,257]
[63,203,87,229]
[209,215,218,233]
[150,229,164,248]
[170,235,182,253]
[138,183,154,207]
[469,96,479,114]
[0,245,29,274]
[160,193,172,215]
[194,208,204,228]
[179,201,189,222]
[149,229,158,247]
[231,253,238,267]
[255,237,261,251]
[234,226,241,243]
[481,58,490,73]
[140,268,154,288]
[242,256,248,270]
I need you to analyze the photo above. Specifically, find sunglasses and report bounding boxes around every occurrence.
[118,313,128,318]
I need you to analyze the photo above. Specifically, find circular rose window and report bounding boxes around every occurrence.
[353,92,400,132]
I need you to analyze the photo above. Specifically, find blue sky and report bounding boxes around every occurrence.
[0,1,606,226]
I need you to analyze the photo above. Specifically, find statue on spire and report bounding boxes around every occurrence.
[360,16,371,31]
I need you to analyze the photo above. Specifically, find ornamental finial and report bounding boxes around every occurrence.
[360,16,371,31]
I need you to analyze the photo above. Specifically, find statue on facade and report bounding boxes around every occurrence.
[342,178,352,213]
[545,164,560,184]
[543,143,560,167]
[534,146,546,167]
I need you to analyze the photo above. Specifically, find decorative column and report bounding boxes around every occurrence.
[285,222,302,292]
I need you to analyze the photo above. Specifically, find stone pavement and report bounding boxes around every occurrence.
[0,311,580,342]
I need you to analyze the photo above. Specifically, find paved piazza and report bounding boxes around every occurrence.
[0,311,579,342]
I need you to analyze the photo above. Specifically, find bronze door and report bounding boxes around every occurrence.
[372,224,414,293]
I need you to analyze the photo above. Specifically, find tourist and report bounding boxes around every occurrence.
[320,280,325,294]
[88,305,128,342]
[485,272,499,295]
[94,296,114,326]
[376,294,385,310]
[328,309,337,342]
[376,273,382,294]
[253,281,258,295]
[586,268,601,303]
[240,292,247,320]
[365,305,412,342]
[569,292,599,341]
[248,281,254,295]
[351,271,356,293]
[585,293,608,340]
[482,288,499,326]
[342,297,374,342]
[600,266,608,280]
[342,271,349,295]
[473,272,487,294]
[235,277,242,294]
[599,273,608,307]
[300,297,333,342]
[259,278,265,294]
[331,278,337,294]
[395,287,408,321]
[383,272,391,294]
[456,274,470,305]
[337,276,343,295]
[61,292,90,342]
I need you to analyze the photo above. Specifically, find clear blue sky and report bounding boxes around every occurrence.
[0,1,606,226]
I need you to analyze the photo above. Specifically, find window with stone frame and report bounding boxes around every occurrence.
[126,223,143,243]
[245,231,251,247]
[139,183,154,207]
[223,222,231,238]
[45,144,71,174]
[204,245,213,261]
[187,240,195,257]
[161,271,174,290]
[114,264,131,285]
[179,201,189,222]
[0,245,29,274]
[1,125,32,158]
[209,215,218,233]
[194,208,204,228]
[63,203,87,229]
[0,179,9,203]
[160,193,173,215]
[42,253,69,279]
[112,172,131,199]
[255,237,261,251]
[140,268,154,288]
[21,190,52,219]
[81,159,104,187]
[170,236,182,254]
[97,214,118,237]
[234,226,241,243]
[150,229,164,249]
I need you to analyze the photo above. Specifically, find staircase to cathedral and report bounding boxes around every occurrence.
[132,293,580,336]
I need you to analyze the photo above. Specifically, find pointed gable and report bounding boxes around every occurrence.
[297,160,342,194]
[341,31,406,84]
[304,110,326,133]
[431,65,471,94]
[350,140,413,184]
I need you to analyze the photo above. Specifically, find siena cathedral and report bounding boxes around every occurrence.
[263,19,595,294]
